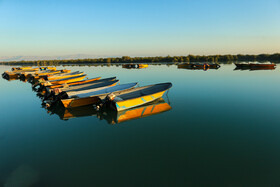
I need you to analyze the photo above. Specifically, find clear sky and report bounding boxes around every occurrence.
[0,0,280,57]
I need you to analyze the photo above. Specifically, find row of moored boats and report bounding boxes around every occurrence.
[2,67,172,115]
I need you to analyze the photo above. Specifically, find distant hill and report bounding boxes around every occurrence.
[0,54,107,62]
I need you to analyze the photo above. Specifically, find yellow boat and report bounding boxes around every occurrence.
[29,69,71,83]
[48,76,101,89]
[49,82,137,108]
[30,70,70,79]
[138,64,149,69]
[47,71,84,81]
[21,69,62,79]
[33,69,70,78]
[42,74,87,86]
[101,82,172,111]
[2,68,40,79]
[40,67,57,71]
[11,67,34,71]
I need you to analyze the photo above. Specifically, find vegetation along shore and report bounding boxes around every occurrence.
[1,53,280,66]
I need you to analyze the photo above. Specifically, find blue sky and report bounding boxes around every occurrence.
[0,0,280,56]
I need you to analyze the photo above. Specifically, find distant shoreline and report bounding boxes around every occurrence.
[1,54,280,66]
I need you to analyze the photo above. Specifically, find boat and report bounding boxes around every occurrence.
[30,71,82,83]
[47,82,138,108]
[42,71,83,81]
[99,98,172,124]
[32,71,85,85]
[20,69,63,80]
[234,62,276,68]
[12,66,55,71]
[234,66,276,71]
[35,76,105,93]
[39,67,57,71]
[40,77,116,94]
[43,79,119,101]
[42,74,87,86]
[41,76,104,91]
[100,82,172,111]
[28,69,66,77]
[138,64,149,68]
[178,63,220,70]
[38,76,104,94]
[30,69,71,80]
[47,76,102,89]
[2,68,40,79]
[11,67,35,71]
[46,77,116,93]
[122,64,149,69]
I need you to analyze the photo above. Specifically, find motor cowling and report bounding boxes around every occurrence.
[106,93,116,101]
[53,88,62,95]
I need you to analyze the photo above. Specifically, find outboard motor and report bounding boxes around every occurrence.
[45,91,69,108]
[95,93,118,111]
[43,88,62,101]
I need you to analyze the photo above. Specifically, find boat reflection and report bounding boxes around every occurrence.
[46,98,172,124]
[46,103,98,120]
[178,63,220,71]
[2,77,18,81]
[99,98,172,124]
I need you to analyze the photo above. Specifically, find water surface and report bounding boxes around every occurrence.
[1,64,280,186]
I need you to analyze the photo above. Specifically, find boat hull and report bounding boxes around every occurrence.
[59,83,137,108]
[115,90,166,111]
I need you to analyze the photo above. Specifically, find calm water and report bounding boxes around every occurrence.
[1,64,280,186]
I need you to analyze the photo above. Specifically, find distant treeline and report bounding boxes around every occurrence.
[1,53,280,66]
